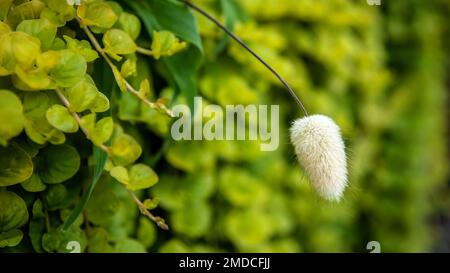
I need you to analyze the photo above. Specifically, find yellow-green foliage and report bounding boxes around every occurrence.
[0,0,448,253]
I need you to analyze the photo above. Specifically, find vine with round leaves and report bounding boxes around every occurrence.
[0,0,196,250]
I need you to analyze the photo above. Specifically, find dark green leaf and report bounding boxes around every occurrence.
[37,144,80,184]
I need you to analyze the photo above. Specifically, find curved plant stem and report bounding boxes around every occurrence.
[55,88,109,153]
[76,18,174,117]
[56,88,169,230]
[181,0,309,116]
[127,189,169,230]
[136,46,154,56]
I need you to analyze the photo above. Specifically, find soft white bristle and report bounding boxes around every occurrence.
[290,114,347,201]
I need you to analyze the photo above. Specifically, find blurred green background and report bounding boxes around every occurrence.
[147,0,450,253]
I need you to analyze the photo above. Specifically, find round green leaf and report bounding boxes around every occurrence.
[16,18,57,50]
[0,191,29,233]
[0,90,24,145]
[0,31,41,74]
[21,173,47,192]
[0,144,33,186]
[91,92,110,113]
[37,144,80,184]
[0,229,24,248]
[39,50,87,88]
[103,29,137,58]
[116,12,141,40]
[43,184,69,211]
[63,76,98,112]
[46,105,79,133]
[109,166,129,185]
[127,164,158,191]
[151,30,187,60]
[77,1,118,29]
[137,217,156,248]
[110,128,142,166]
[63,35,99,62]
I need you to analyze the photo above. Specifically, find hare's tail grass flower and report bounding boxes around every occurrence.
[290,115,348,201]
[182,1,349,200]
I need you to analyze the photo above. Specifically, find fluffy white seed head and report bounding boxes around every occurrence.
[290,114,348,201]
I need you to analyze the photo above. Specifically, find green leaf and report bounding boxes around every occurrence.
[64,35,99,62]
[63,75,99,112]
[121,55,137,78]
[123,0,204,111]
[137,217,156,248]
[81,114,113,145]
[151,30,187,60]
[91,92,110,113]
[13,67,52,90]
[143,197,160,210]
[0,229,24,248]
[22,92,66,145]
[112,65,127,92]
[32,199,45,219]
[29,218,45,252]
[110,126,142,166]
[0,144,33,187]
[42,0,76,24]
[0,191,29,233]
[110,165,129,185]
[103,29,137,59]
[39,49,87,88]
[0,90,25,145]
[16,18,57,50]
[21,173,47,192]
[77,1,118,30]
[116,12,141,40]
[127,163,158,191]
[37,144,80,184]
[43,184,69,211]
[5,0,46,28]
[46,105,79,133]
[0,31,41,74]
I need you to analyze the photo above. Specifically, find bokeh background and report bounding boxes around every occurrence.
[145,0,450,253]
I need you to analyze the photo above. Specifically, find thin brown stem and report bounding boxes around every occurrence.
[55,88,110,153]
[57,88,169,230]
[127,189,169,230]
[181,0,309,116]
[125,81,175,117]
[77,18,174,117]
